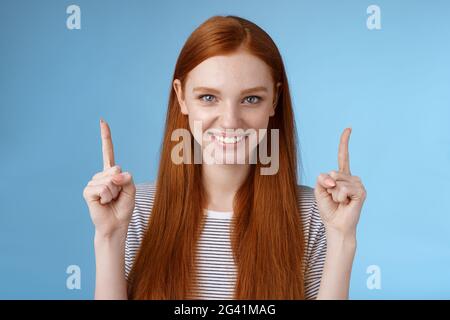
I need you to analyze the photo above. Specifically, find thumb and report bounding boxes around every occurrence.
[112,172,136,199]
[314,173,338,216]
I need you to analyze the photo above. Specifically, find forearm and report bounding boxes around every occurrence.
[315,231,357,300]
[94,230,128,300]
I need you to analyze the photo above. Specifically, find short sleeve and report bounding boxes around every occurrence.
[299,185,327,300]
[124,182,155,281]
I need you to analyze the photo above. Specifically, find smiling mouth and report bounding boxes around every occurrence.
[214,134,244,144]
[208,133,250,146]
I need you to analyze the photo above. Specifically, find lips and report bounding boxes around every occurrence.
[209,133,250,146]
[214,135,244,144]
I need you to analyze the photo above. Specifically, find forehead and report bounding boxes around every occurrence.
[185,51,273,90]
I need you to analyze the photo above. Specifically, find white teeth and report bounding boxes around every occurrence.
[214,135,244,144]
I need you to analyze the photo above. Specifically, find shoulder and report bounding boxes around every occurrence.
[295,184,326,259]
[295,184,316,208]
[127,181,157,247]
[134,181,157,210]
[295,184,322,228]
[135,181,157,200]
[129,181,157,230]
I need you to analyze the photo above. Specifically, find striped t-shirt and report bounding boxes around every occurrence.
[125,182,327,300]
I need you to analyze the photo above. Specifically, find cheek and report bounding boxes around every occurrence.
[186,107,215,145]
[237,112,271,148]
[185,99,216,122]
[240,107,271,130]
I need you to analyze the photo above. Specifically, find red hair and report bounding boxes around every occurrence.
[127,15,306,299]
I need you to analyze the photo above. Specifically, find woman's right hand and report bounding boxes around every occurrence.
[83,119,136,238]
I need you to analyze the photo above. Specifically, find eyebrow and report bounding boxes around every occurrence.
[193,86,268,95]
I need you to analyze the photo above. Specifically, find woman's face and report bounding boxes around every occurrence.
[173,50,280,165]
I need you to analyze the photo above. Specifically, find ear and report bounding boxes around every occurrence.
[270,82,282,117]
[173,79,189,115]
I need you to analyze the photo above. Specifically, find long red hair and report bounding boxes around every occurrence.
[127,15,306,299]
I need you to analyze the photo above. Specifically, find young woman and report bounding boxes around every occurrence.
[83,15,367,300]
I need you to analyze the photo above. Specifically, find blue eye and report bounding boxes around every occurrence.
[197,94,262,105]
[243,96,262,104]
[198,94,216,103]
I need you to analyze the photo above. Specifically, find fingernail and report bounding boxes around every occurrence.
[112,174,122,180]
[326,178,335,186]
[115,172,127,178]
[100,118,104,124]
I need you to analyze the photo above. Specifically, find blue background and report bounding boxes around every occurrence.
[1,0,449,299]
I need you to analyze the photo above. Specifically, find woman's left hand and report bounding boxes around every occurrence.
[314,128,367,238]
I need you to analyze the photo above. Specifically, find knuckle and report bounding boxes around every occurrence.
[107,180,119,192]
[104,180,113,190]
[111,165,122,173]
[99,185,109,195]
[318,173,327,180]
[82,186,89,198]
[329,170,339,179]
[105,174,116,183]
[92,172,102,180]
[124,171,133,180]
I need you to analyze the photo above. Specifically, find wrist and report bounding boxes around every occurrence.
[94,227,127,247]
[325,228,357,251]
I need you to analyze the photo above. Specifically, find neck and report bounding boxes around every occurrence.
[202,163,251,212]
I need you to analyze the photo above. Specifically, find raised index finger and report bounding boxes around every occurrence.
[338,127,351,175]
[100,118,115,170]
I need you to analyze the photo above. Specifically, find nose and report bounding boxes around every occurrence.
[218,101,241,130]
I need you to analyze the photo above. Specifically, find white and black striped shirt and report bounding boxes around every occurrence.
[125,182,327,300]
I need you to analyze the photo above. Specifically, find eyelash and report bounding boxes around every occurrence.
[197,94,263,105]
